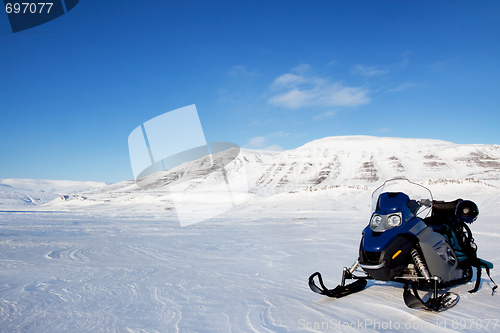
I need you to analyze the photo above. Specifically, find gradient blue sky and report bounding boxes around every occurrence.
[1,1,499,183]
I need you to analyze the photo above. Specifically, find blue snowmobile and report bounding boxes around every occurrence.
[309,178,497,312]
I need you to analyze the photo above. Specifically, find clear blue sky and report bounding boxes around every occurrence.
[1,1,499,183]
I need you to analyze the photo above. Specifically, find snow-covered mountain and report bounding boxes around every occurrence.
[42,136,500,212]
[247,135,500,189]
[0,179,107,210]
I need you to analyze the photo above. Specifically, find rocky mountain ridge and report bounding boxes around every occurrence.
[40,136,500,211]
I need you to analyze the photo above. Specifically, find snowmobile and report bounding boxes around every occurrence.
[309,178,497,312]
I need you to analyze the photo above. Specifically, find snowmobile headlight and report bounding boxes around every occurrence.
[370,214,383,229]
[387,214,402,228]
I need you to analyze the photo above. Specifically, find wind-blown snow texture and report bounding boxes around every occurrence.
[1,136,500,332]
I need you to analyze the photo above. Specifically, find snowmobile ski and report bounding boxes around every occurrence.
[403,282,459,312]
[309,272,367,298]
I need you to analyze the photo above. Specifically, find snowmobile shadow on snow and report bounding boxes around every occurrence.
[309,178,497,312]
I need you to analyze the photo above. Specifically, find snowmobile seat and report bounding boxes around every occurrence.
[423,199,463,227]
[432,199,463,217]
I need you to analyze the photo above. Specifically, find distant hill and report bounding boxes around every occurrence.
[0,179,107,210]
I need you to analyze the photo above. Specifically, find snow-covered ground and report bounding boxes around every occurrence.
[0,185,499,332]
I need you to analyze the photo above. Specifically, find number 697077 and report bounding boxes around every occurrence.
[5,2,54,14]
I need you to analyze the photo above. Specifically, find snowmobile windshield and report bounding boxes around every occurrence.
[371,178,433,219]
